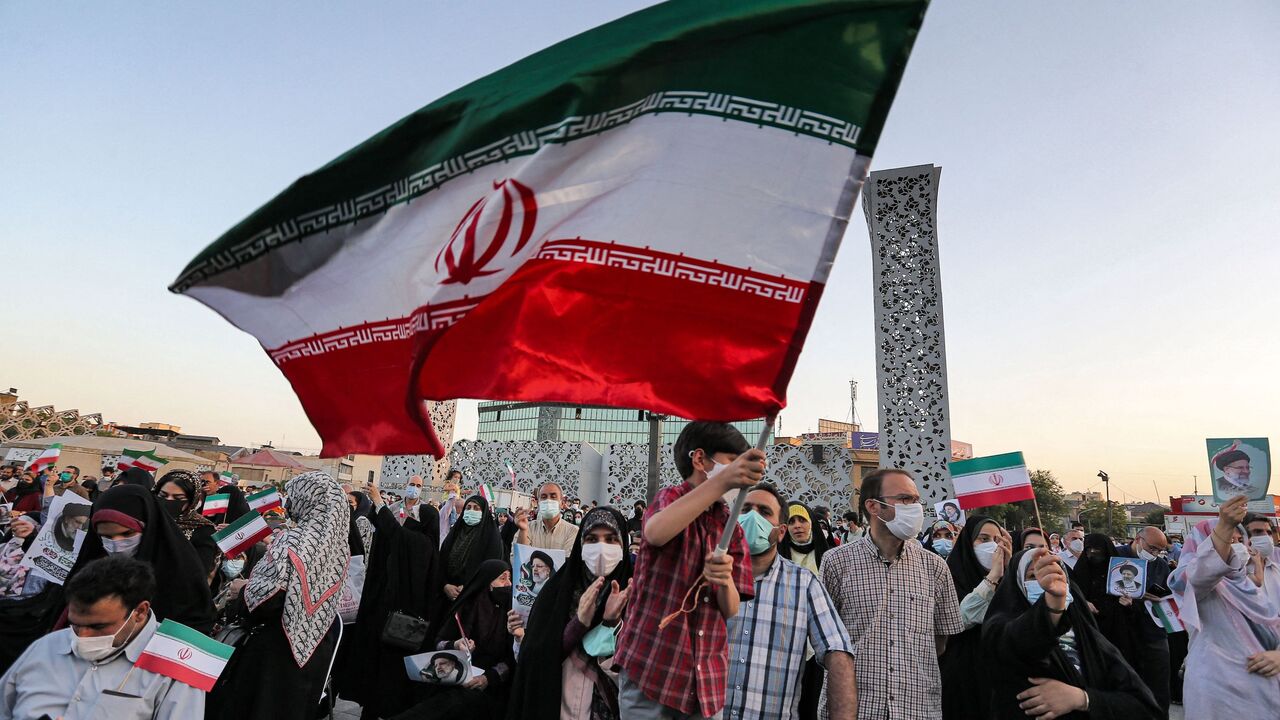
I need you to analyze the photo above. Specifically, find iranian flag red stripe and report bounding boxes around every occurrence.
[170,0,928,457]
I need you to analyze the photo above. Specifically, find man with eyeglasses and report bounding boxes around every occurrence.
[1112,525,1173,713]
[818,468,962,720]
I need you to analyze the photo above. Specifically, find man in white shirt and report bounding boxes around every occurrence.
[1058,528,1085,569]
[515,481,578,553]
[0,555,204,720]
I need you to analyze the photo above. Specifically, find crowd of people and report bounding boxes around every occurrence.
[1,427,1276,719]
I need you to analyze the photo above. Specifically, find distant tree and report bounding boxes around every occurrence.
[1078,500,1127,535]
[1144,509,1167,526]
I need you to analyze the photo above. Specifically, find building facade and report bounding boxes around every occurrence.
[476,401,772,445]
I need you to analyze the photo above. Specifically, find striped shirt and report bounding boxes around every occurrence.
[819,536,962,720]
[725,554,853,719]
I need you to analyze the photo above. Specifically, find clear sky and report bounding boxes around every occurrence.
[4,2,1277,504]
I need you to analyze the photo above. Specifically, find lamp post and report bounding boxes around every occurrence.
[645,413,665,504]
[1098,470,1111,535]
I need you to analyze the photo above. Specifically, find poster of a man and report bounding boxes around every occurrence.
[511,543,565,617]
[1207,437,1271,502]
[1107,557,1147,599]
[934,499,966,527]
[52,503,90,551]
[403,649,475,685]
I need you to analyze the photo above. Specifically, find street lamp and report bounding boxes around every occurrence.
[1097,471,1111,535]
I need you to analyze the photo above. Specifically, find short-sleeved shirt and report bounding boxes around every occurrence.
[615,480,754,717]
[819,536,962,720]
[724,554,853,719]
[523,516,579,554]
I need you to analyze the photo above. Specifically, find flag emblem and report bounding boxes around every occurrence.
[989,473,1003,486]
[437,178,538,285]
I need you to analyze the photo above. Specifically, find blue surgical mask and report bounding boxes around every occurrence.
[737,510,775,556]
[404,485,421,500]
[1024,579,1072,608]
[222,557,246,578]
[462,509,482,526]
[932,538,954,557]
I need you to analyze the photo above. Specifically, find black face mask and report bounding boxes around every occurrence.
[160,498,187,519]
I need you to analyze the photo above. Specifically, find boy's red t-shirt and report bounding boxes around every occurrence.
[614,480,754,717]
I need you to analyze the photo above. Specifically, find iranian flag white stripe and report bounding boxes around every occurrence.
[171,0,928,458]
[27,444,61,472]
[950,452,1035,510]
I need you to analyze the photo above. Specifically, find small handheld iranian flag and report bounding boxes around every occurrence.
[479,483,495,505]
[1146,597,1185,633]
[135,619,234,692]
[202,493,231,517]
[219,470,236,484]
[212,511,272,557]
[118,448,167,473]
[27,444,61,472]
[247,488,283,513]
[170,0,929,459]
[949,452,1035,510]
[504,460,516,490]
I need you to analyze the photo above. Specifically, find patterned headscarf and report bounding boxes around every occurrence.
[244,471,350,666]
[156,470,214,539]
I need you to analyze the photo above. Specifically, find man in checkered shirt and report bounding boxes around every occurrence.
[724,483,856,719]
[819,468,963,720]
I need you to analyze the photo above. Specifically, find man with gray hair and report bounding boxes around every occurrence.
[515,481,577,553]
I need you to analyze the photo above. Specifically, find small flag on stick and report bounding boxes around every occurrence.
[202,493,231,517]
[212,511,272,558]
[246,487,282,513]
[27,444,61,472]
[1146,597,1185,633]
[135,619,234,692]
[479,483,495,506]
[949,452,1036,510]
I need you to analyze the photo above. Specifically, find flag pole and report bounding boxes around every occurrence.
[1032,495,1045,535]
[714,416,775,558]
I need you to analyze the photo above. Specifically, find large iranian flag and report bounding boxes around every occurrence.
[170,0,928,457]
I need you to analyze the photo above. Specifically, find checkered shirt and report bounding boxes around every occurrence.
[724,554,853,719]
[819,536,962,720]
[615,480,755,717]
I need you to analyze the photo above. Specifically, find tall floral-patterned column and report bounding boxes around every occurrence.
[862,164,954,506]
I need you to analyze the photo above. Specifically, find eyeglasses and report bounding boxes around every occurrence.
[877,494,921,506]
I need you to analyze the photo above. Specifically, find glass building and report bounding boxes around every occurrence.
[476,401,771,446]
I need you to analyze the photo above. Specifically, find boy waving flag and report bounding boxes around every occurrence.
[171,0,929,458]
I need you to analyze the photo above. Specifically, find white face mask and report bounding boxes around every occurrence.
[101,534,142,557]
[1251,535,1275,559]
[974,541,998,571]
[72,608,139,662]
[1068,539,1084,555]
[538,499,561,521]
[874,500,924,541]
[581,542,624,577]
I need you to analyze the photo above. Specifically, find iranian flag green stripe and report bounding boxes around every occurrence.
[172,0,929,459]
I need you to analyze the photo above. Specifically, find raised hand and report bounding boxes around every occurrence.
[716,449,766,491]
[602,580,630,623]
[577,577,606,626]
[703,551,734,588]
[1032,549,1069,611]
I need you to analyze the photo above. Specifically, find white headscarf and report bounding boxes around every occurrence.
[244,471,350,666]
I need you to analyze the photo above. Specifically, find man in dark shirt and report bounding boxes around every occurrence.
[1114,525,1172,712]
